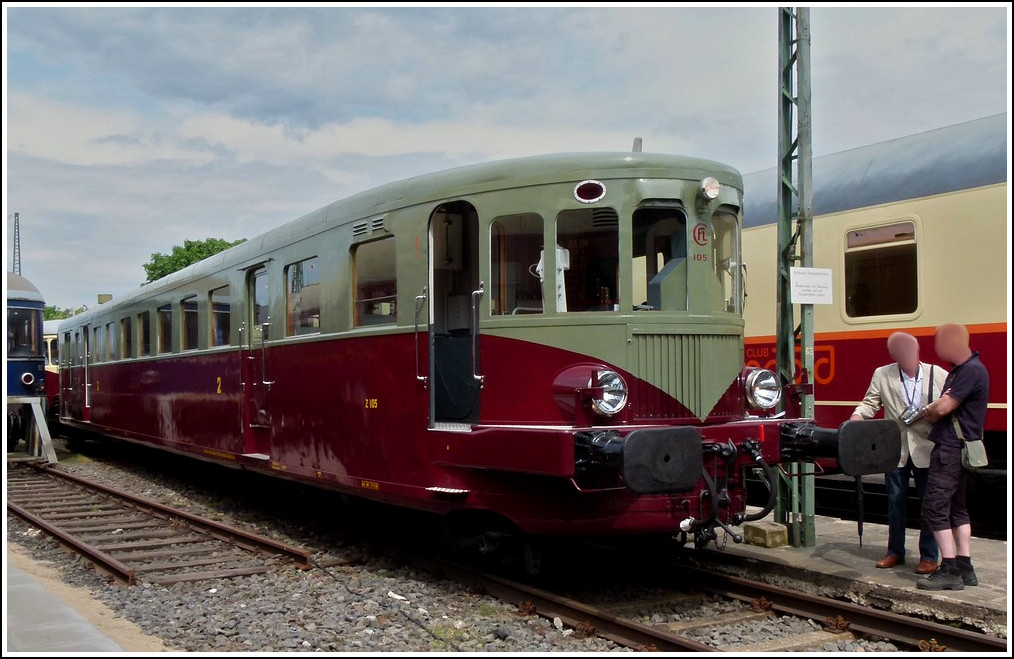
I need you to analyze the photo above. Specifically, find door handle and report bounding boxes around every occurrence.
[414,287,428,385]
[260,322,275,385]
[471,282,485,386]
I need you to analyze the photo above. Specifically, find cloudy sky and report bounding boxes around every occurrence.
[3,5,1009,309]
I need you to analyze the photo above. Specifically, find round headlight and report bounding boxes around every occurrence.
[21,372,35,386]
[700,176,721,200]
[591,370,628,416]
[745,369,781,410]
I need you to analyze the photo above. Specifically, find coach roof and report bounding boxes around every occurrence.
[6,272,45,304]
[742,113,1007,229]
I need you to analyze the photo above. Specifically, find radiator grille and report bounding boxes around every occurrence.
[632,333,741,421]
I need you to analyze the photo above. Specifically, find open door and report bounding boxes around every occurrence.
[429,202,482,427]
[241,266,272,458]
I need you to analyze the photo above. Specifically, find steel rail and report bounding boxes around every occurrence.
[679,564,1007,653]
[31,464,312,569]
[7,500,138,585]
[416,556,718,652]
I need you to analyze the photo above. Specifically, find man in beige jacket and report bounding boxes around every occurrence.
[851,332,948,574]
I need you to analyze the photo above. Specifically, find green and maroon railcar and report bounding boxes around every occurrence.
[58,153,896,554]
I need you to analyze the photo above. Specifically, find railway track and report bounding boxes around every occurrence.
[6,461,312,586]
[409,554,1007,653]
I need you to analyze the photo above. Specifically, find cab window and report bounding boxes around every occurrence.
[633,207,687,311]
[490,213,544,315]
[555,208,619,312]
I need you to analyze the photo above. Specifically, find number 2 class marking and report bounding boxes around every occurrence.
[364,398,379,409]
[216,377,222,394]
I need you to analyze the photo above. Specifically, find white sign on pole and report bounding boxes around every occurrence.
[790,267,833,305]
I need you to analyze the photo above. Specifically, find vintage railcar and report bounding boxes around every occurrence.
[7,273,47,451]
[57,153,893,553]
[741,113,1007,530]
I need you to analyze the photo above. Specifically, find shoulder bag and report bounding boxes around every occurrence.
[953,416,988,470]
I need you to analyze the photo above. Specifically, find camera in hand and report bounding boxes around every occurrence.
[901,405,925,426]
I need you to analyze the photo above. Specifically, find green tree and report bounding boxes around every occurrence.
[44,305,86,320]
[143,237,246,283]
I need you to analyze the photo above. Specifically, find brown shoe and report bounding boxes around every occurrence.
[875,555,903,568]
[915,559,938,574]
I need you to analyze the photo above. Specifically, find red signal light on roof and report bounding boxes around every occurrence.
[574,180,606,203]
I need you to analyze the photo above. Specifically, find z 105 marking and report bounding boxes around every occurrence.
[364,398,379,409]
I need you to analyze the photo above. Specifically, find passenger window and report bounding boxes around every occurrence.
[490,214,544,315]
[157,304,173,353]
[92,326,102,363]
[181,296,199,350]
[354,238,397,326]
[555,208,619,312]
[63,332,72,366]
[120,317,133,359]
[106,323,116,361]
[210,286,231,346]
[845,222,917,317]
[286,257,322,336]
[138,311,151,356]
[711,212,741,314]
[632,207,688,311]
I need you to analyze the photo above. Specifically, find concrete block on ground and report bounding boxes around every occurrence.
[743,521,788,548]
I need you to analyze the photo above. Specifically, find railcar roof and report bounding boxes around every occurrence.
[742,113,1007,228]
[6,272,45,304]
[63,152,741,325]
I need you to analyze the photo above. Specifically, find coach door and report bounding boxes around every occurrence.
[428,202,483,427]
[241,266,272,458]
[82,325,92,421]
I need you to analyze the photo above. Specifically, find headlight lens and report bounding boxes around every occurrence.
[745,369,781,410]
[591,370,628,416]
[700,176,721,200]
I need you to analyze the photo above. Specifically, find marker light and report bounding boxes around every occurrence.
[700,176,721,200]
[574,180,607,203]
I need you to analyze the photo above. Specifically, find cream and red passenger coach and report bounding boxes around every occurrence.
[58,151,892,550]
[742,113,1007,482]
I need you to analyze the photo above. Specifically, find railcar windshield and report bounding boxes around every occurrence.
[711,211,742,314]
[7,307,42,357]
[633,207,688,311]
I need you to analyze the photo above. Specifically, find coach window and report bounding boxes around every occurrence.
[210,286,231,346]
[845,222,917,318]
[157,304,173,353]
[632,206,687,311]
[491,214,544,315]
[710,211,742,314]
[63,332,73,366]
[120,317,133,359]
[92,326,103,363]
[354,238,396,326]
[286,257,321,336]
[138,311,151,356]
[106,322,117,361]
[181,296,199,350]
[555,208,619,312]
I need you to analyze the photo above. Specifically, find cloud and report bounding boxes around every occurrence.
[4,5,1008,309]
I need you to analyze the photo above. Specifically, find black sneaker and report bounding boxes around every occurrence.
[917,566,965,591]
[959,566,978,586]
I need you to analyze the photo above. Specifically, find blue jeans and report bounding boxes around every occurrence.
[886,459,938,561]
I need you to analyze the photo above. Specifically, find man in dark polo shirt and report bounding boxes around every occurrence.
[917,323,990,591]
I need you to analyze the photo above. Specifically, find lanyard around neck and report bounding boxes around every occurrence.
[899,363,921,408]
